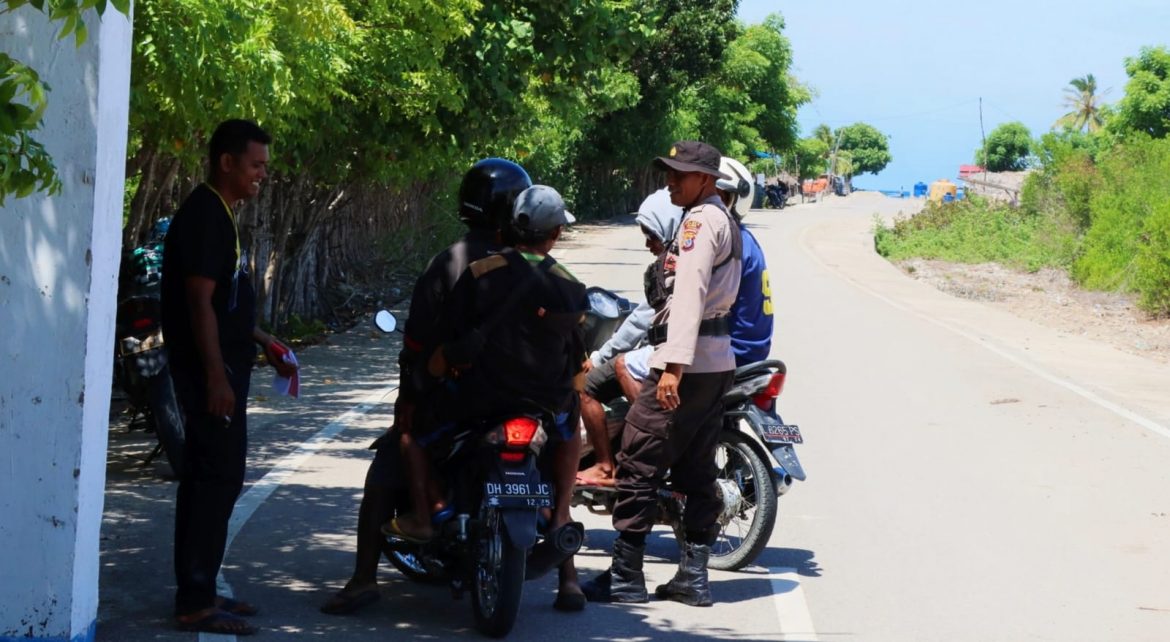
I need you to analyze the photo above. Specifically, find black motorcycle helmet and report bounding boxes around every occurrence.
[458,158,532,229]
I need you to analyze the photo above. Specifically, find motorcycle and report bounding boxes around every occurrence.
[574,287,806,570]
[762,183,788,209]
[373,311,578,638]
[113,236,185,477]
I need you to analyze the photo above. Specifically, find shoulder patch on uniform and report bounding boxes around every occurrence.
[469,254,509,278]
[550,262,579,282]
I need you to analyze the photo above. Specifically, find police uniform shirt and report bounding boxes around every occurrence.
[650,195,741,374]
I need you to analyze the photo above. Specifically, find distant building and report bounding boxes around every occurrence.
[958,164,985,180]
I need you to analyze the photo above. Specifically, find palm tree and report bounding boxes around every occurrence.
[1055,74,1108,133]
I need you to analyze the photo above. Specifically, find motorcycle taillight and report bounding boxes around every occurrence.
[504,417,539,449]
[751,372,786,410]
[132,317,154,330]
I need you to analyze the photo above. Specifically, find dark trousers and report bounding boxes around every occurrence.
[612,368,735,535]
[170,363,251,614]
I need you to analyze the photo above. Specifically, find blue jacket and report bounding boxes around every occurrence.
[729,226,773,365]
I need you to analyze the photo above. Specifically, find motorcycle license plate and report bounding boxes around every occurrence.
[760,423,803,444]
[485,480,552,509]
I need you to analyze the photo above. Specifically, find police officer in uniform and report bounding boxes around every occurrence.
[321,158,531,615]
[583,141,742,608]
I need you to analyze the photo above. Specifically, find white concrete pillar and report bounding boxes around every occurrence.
[0,5,133,641]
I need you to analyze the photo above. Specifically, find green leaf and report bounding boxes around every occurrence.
[9,104,35,127]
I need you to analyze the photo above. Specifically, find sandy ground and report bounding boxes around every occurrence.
[897,259,1170,365]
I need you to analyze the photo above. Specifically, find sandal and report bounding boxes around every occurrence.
[176,608,257,636]
[215,596,259,617]
[320,588,380,615]
[381,516,433,543]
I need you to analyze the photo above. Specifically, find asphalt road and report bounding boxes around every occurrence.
[97,193,1170,641]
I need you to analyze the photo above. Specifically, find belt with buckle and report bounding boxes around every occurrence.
[647,316,729,346]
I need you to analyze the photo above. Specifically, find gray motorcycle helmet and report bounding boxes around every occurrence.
[510,185,576,241]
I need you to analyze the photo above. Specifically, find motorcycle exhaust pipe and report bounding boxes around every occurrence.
[524,521,584,581]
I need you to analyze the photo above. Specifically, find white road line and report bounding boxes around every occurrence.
[798,224,1170,441]
[770,566,819,641]
[199,383,397,642]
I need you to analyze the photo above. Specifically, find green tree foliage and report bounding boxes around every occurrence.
[793,135,829,180]
[1054,74,1108,133]
[0,0,130,204]
[117,1,808,324]
[812,124,833,149]
[1073,136,1170,295]
[692,14,807,159]
[0,53,55,205]
[976,121,1033,171]
[834,122,891,176]
[1111,46,1170,138]
[1022,129,1104,229]
[569,0,738,208]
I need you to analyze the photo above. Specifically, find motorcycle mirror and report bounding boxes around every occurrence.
[374,310,398,333]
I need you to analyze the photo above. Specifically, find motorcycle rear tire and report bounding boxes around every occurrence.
[146,366,185,478]
[472,506,525,638]
[708,431,778,571]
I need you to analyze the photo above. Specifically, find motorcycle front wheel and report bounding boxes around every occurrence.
[708,431,778,571]
[471,505,525,638]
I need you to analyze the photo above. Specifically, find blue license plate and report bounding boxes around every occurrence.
[485,481,552,508]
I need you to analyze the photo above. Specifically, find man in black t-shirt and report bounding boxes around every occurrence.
[161,119,296,637]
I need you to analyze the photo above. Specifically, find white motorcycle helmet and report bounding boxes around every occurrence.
[715,156,754,220]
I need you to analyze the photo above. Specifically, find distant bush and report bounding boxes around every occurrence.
[1021,150,1101,230]
[874,196,1079,272]
[1136,199,1170,315]
[1072,135,1170,306]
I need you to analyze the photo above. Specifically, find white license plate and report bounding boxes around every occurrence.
[760,423,803,444]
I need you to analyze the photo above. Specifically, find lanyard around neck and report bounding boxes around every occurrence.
[204,183,241,265]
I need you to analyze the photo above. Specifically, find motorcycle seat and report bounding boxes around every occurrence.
[733,359,785,383]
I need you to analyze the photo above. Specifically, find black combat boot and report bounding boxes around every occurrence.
[581,538,649,603]
[654,542,713,607]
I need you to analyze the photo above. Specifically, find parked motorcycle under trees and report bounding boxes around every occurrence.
[113,227,185,477]
[574,287,806,571]
[373,311,581,638]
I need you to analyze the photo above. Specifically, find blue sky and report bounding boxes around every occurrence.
[737,0,1170,190]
